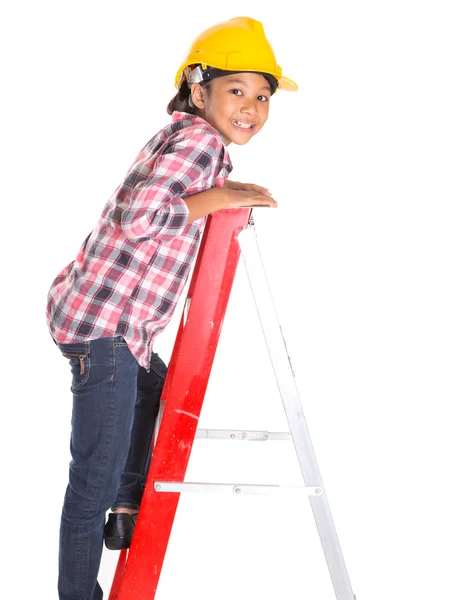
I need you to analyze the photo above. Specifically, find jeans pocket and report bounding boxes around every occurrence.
[61,350,91,389]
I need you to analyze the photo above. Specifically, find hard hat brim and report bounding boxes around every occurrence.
[277,75,299,92]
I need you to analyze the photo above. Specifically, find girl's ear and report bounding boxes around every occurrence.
[191,83,206,110]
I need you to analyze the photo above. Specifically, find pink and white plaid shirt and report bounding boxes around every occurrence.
[46,111,232,369]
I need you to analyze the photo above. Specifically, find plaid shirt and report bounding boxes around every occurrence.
[47,111,233,369]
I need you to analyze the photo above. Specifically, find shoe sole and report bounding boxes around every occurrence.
[105,536,131,550]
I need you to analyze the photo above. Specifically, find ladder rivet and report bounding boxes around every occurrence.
[315,488,322,495]
[155,484,161,491]
[234,486,241,494]
[230,434,235,439]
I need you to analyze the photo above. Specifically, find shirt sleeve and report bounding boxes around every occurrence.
[121,130,223,243]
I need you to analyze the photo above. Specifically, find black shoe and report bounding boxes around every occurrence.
[104,512,138,550]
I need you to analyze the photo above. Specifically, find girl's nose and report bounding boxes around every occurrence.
[240,101,258,115]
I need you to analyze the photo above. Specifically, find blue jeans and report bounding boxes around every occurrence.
[55,336,167,600]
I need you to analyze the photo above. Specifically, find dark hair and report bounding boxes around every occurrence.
[166,79,211,116]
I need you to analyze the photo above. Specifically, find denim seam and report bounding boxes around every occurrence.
[141,378,164,477]
[75,524,83,596]
[67,340,91,390]
[90,339,116,528]
[71,357,91,390]
[149,363,165,380]
[77,340,114,599]
[143,439,154,483]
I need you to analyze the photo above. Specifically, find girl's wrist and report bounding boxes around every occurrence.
[220,186,229,210]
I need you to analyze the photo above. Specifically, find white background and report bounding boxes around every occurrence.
[1,1,453,599]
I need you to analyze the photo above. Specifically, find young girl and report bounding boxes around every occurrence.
[47,16,297,600]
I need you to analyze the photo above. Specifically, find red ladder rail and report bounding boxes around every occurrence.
[109,208,251,600]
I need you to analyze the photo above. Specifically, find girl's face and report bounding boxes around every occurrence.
[192,72,271,145]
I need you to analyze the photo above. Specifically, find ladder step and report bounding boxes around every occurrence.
[196,429,291,441]
[154,481,322,496]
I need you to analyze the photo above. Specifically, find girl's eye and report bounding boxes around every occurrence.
[229,89,269,102]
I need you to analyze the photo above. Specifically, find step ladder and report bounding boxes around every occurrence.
[108,208,356,600]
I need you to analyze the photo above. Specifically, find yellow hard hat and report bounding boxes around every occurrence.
[174,16,298,92]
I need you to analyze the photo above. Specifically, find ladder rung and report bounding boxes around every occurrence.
[195,429,291,441]
[154,481,322,496]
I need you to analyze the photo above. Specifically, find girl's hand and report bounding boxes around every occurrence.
[185,186,276,223]
[224,179,273,197]
[222,187,277,209]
